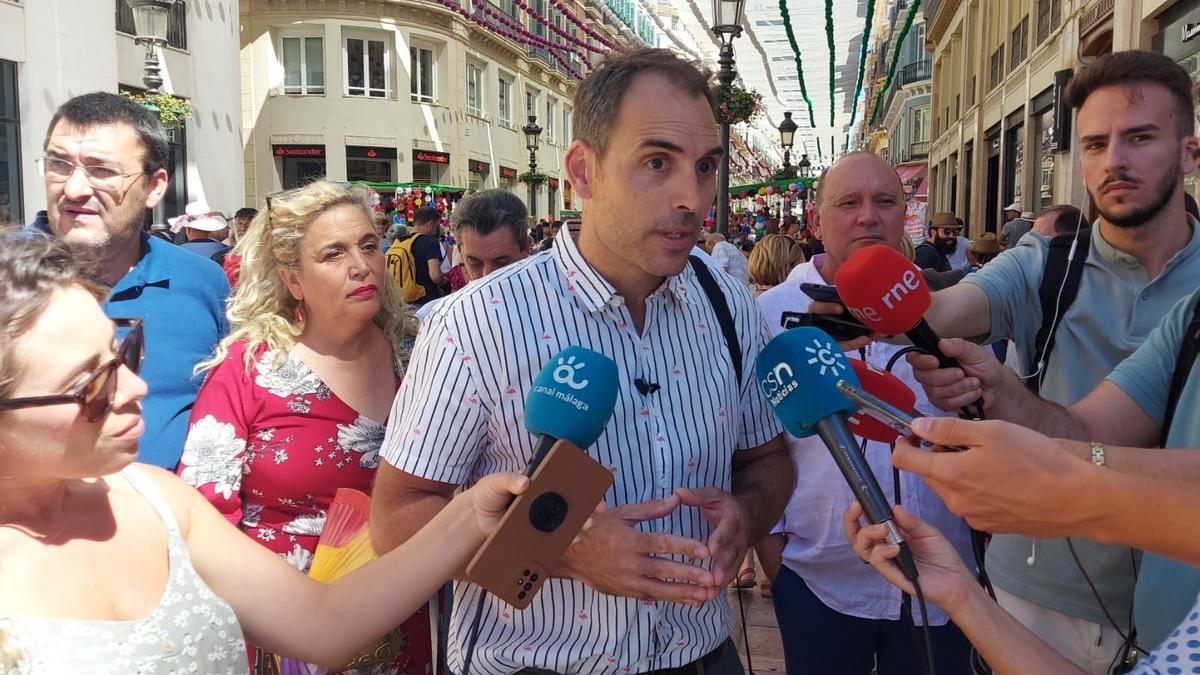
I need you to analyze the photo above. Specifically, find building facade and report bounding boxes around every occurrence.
[239,0,640,221]
[0,0,244,225]
[923,0,1200,237]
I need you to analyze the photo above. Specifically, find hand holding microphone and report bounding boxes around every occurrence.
[756,326,919,581]
[523,348,715,606]
[834,245,985,419]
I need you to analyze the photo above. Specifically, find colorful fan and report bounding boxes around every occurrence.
[275,488,409,673]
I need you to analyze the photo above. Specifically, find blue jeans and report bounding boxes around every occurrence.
[772,566,973,675]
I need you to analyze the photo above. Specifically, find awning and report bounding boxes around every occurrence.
[896,162,927,184]
[914,177,929,200]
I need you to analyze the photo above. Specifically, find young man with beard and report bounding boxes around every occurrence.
[870,50,1200,674]
[915,211,966,275]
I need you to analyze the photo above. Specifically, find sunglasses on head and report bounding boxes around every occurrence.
[0,318,144,422]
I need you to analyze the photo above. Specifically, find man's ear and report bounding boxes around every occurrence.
[1181,135,1200,175]
[809,209,823,241]
[143,168,170,209]
[564,140,594,201]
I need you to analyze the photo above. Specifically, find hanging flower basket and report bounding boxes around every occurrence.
[518,170,548,187]
[716,84,763,125]
[120,91,194,130]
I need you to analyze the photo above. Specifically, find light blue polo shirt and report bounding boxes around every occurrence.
[1107,289,1200,649]
[960,218,1200,628]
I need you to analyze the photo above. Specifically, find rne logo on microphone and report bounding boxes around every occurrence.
[880,269,921,311]
[552,356,589,390]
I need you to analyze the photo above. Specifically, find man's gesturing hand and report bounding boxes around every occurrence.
[557,494,714,607]
[675,486,751,601]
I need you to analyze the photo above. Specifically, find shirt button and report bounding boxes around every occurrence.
[1141,292,1149,301]
[161,639,176,653]
[608,296,624,308]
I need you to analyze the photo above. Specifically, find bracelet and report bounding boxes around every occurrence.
[1090,441,1107,468]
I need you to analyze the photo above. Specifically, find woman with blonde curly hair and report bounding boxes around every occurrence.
[748,234,806,295]
[176,181,428,673]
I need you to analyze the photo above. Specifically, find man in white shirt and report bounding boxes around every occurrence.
[757,152,974,674]
[371,48,791,675]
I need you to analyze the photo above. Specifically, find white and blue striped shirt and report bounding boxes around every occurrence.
[380,230,782,674]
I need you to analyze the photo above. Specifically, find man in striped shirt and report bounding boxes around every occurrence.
[371,48,792,675]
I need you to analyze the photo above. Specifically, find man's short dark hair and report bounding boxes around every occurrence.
[44,92,170,174]
[1065,50,1196,137]
[235,207,258,219]
[573,47,716,158]
[412,206,440,226]
[1043,204,1085,235]
[452,189,528,247]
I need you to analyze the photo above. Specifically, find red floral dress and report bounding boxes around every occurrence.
[178,340,430,675]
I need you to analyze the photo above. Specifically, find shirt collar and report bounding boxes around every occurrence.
[111,230,171,294]
[1090,213,1200,272]
[552,229,692,313]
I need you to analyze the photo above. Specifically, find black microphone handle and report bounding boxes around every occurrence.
[814,414,897,529]
[905,320,956,369]
[524,434,558,478]
[906,320,986,420]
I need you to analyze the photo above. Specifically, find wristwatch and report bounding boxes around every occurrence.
[1089,441,1107,468]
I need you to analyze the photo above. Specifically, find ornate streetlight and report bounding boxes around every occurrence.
[777,111,798,178]
[522,115,543,220]
[712,0,745,237]
[126,0,179,93]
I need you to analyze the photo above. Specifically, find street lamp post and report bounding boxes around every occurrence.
[797,153,812,224]
[712,0,745,238]
[523,115,543,222]
[126,0,179,234]
[127,0,178,94]
[777,111,798,179]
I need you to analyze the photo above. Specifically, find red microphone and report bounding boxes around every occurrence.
[846,359,918,443]
[835,245,983,419]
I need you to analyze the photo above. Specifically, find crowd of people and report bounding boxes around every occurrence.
[3,43,1200,675]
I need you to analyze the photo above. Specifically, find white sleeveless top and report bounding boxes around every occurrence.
[0,466,247,674]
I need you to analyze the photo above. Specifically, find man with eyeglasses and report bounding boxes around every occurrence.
[31,92,230,470]
[914,211,967,278]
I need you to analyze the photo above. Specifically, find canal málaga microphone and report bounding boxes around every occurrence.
[834,244,984,419]
[523,346,619,476]
[756,326,918,581]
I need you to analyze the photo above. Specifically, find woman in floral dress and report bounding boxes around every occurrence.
[179,181,424,675]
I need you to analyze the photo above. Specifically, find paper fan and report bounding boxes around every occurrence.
[309,488,375,583]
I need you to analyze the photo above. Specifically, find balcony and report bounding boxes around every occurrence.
[910,140,929,158]
[897,60,932,87]
[1078,0,1114,41]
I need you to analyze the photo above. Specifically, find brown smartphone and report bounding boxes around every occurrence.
[465,439,613,609]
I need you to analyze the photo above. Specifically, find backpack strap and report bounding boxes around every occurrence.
[688,256,742,386]
[1028,227,1091,393]
[1161,295,1200,447]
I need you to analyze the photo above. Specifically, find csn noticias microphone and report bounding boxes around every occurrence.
[835,245,984,419]
[523,346,619,476]
[846,359,918,444]
[756,326,918,581]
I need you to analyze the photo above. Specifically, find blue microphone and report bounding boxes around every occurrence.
[524,346,619,475]
[757,327,917,580]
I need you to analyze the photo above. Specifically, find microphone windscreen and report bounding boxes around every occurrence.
[525,346,619,448]
[756,326,859,438]
[846,359,918,443]
[834,244,932,335]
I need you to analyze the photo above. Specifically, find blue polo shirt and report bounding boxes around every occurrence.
[36,223,229,468]
[1106,289,1200,649]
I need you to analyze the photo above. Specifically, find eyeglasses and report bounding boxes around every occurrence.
[934,227,960,236]
[0,319,144,422]
[36,156,146,193]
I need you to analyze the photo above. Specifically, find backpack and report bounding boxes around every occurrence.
[1027,227,1092,393]
[385,234,427,304]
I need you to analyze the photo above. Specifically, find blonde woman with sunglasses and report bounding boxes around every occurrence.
[0,228,527,674]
